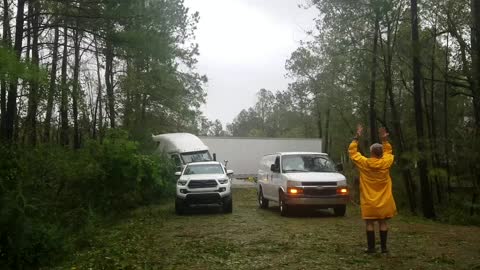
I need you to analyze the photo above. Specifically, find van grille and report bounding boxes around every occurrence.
[303,188,336,196]
[302,182,337,186]
[188,180,218,189]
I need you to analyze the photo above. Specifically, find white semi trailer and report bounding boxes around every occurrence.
[199,136,322,177]
[153,133,212,169]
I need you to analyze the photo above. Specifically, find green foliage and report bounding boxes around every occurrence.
[0,130,175,268]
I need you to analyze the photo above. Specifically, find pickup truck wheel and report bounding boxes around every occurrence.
[334,205,346,217]
[175,198,185,215]
[258,188,269,209]
[279,191,289,217]
[223,196,233,214]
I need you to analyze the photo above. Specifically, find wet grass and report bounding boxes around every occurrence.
[54,188,480,270]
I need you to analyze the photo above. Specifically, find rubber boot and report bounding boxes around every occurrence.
[365,231,375,254]
[380,230,388,253]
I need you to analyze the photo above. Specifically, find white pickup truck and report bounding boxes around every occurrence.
[175,161,234,215]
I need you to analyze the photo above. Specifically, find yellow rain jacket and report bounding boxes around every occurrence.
[348,140,397,219]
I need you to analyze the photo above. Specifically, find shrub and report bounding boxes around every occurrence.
[0,129,175,268]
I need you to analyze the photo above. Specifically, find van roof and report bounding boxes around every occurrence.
[263,152,328,157]
[152,133,209,153]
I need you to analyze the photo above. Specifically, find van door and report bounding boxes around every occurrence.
[258,156,268,197]
[268,156,281,201]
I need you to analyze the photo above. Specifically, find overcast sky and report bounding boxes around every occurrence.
[183,0,318,126]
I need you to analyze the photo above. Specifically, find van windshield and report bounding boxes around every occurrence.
[282,155,336,173]
[184,164,224,175]
[181,151,212,164]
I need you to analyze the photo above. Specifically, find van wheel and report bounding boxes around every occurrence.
[334,205,346,217]
[279,191,289,217]
[223,196,233,213]
[175,198,185,215]
[258,188,269,209]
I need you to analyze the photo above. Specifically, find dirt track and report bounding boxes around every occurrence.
[56,187,480,270]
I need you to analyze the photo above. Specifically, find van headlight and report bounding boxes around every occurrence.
[287,180,302,187]
[177,180,188,186]
[218,179,229,184]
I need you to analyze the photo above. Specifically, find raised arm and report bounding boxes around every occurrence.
[379,127,392,155]
[379,127,394,166]
[348,124,367,169]
[348,140,368,169]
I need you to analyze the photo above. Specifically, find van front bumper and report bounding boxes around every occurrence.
[284,195,348,207]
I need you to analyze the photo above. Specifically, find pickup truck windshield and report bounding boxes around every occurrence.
[282,155,336,173]
[181,151,212,164]
[184,164,225,175]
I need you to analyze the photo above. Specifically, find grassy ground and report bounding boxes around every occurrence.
[54,188,480,270]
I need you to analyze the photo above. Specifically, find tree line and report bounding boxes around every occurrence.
[227,0,479,223]
[0,0,208,268]
[0,0,207,146]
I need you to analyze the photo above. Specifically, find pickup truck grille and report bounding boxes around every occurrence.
[302,182,337,186]
[303,188,336,196]
[188,180,218,189]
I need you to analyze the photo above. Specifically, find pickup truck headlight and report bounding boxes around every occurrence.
[218,179,229,184]
[177,180,188,186]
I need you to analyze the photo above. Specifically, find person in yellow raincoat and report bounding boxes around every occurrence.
[348,125,397,254]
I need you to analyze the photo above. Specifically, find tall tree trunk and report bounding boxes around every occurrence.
[92,35,103,140]
[411,0,435,218]
[60,23,69,146]
[471,0,480,128]
[0,0,11,135]
[44,26,59,142]
[72,27,81,149]
[324,107,330,153]
[105,34,115,128]
[315,96,323,140]
[25,0,40,145]
[444,33,451,201]
[369,10,380,145]
[3,0,26,141]
[429,23,442,204]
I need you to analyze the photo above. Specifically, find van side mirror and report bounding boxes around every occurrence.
[227,169,234,176]
[336,163,344,172]
[270,164,279,173]
[175,171,182,176]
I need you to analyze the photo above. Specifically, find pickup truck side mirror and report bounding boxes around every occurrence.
[270,164,279,173]
[226,169,234,176]
[336,163,344,172]
[175,171,182,176]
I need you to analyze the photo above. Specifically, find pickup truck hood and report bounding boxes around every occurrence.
[284,172,346,182]
[181,174,226,181]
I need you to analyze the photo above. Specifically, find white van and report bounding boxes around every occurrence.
[152,133,212,169]
[257,152,349,216]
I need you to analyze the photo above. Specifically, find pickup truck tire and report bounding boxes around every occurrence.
[175,198,185,215]
[334,205,346,217]
[223,196,233,213]
[258,188,269,209]
[279,191,289,217]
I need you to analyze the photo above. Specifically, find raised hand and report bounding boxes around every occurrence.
[379,127,389,141]
[356,124,363,138]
